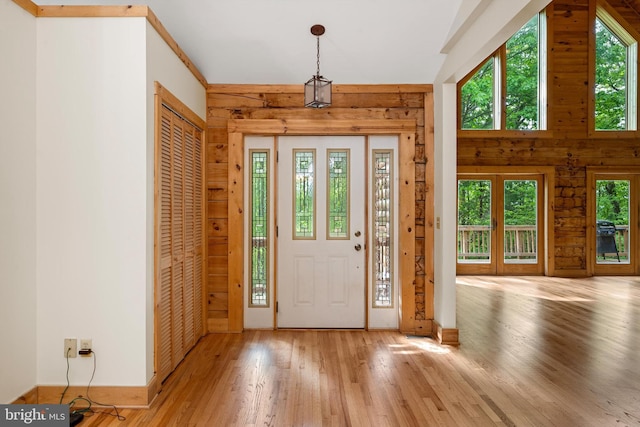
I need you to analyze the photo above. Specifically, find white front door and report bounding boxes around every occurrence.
[277,136,366,328]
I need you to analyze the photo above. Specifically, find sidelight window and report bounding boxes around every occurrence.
[249,151,270,306]
[372,150,394,307]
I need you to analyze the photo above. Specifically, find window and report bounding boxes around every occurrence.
[457,170,546,275]
[372,150,394,307]
[594,7,637,131]
[293,150,316,239]
[327,150,350,239]
[460,11,547,131]
[249,150,269,306]
[460,58,495,130]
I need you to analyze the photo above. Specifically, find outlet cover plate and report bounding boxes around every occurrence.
[64,338,77,358]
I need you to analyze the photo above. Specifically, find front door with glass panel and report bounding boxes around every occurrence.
[277,136,366,328]
[457,174,544,275]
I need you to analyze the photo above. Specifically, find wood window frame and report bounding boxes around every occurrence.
[586,166,640,275]
[457,8,552,138]
[457,166,555,276]
[588,0,640,138]
[226,120,416,333]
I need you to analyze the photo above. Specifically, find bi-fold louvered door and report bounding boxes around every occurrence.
[157,104,204,383]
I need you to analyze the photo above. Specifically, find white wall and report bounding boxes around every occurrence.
[432,0,553,330]
[433,83,458,329]
[0,1,38,404]
[144,21,206,383]
[0,7,205,396]
[36,17,149,386]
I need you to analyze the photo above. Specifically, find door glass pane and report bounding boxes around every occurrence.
[596,180,630,264]
[457,180,492,263]
[327,150,349,239]
[293,150,315,239]
[373,151,393,307]
[249,151,269,306]
[503,180,538,263]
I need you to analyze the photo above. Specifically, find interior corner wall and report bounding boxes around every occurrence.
[36,17,149,387]
[145,21,206,383]
[0,0,37,404]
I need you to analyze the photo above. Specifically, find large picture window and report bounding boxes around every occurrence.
[460,11,547,131]
[594,6,638,131]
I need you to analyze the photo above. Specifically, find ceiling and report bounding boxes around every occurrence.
[32,0,547,85]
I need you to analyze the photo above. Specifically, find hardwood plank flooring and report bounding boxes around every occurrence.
[76,276,640,426]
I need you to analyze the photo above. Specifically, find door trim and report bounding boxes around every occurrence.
[227,119,416,332]
[457,166,555,276]
[587,166,640,275]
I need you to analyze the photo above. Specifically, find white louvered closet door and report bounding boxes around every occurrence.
[157,104,204,383]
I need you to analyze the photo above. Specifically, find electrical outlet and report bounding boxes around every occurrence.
[64,338,77,358]
[80,339,92,355]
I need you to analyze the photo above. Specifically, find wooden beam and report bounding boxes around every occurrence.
[228,119,416,135]
[399,132,416,334]
[208,84,433,95]
[227,131,244,333]
[424,91,435,321]
[36,5,149,17]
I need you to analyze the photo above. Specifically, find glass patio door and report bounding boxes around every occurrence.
[457,174,544,275]
[589,170,640,275]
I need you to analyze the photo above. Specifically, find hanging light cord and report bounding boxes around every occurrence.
[316,36,321,77]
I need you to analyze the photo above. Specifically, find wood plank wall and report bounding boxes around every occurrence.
[206,84,433,332]
[457,0,640,276]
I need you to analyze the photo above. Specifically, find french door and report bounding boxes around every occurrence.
[588,169,640,275]
[457,173,544,275]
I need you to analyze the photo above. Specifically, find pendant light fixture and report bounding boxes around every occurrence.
[304,24,332,108]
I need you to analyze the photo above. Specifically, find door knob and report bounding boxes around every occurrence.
[354,244,362,251]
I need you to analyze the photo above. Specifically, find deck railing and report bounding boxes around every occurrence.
[458,225,631,261]
[457,225,537,260]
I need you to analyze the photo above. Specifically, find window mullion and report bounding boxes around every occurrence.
[538,10,548,130]
[497,48,506,130]
[627,43,637,130]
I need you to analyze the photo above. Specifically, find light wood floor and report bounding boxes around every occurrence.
[78,276,640,426]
